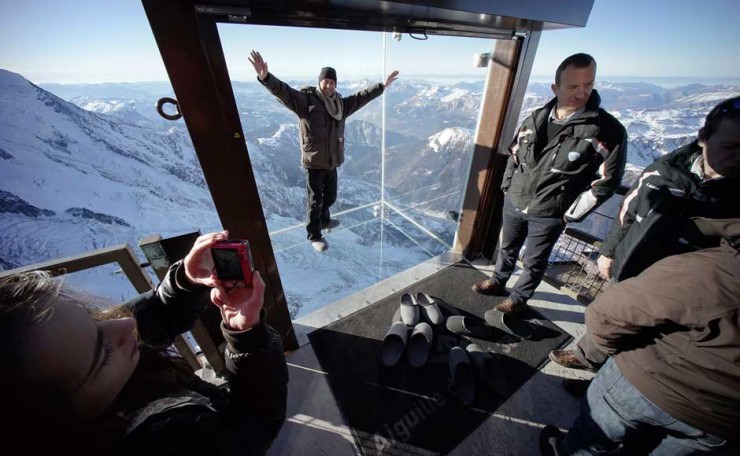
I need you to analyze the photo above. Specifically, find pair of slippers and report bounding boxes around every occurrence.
[381,320,434,368]
[399,292,443,326]
[446,311,533,341]
[448,343,505,405]
[381,292,443,368]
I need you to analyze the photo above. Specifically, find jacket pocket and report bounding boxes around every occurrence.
[550,137,595,175]
[506,167,526,196]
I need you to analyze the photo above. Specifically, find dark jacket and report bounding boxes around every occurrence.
[119,261,288,455]
[586,218,740,440]
[502,90,627,221]
[600,142,740,281]
[259,73,385,170]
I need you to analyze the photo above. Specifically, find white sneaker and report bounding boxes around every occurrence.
[311,239,328,252]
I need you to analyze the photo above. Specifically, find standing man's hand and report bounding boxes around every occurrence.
[597,255,613,280]
[249,50,269,81]
[384,70,399,88]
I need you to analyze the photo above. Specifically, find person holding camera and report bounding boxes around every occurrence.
[0,230,288,455]
[249,50,399,252]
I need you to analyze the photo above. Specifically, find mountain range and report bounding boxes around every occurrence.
[1,68,737,316]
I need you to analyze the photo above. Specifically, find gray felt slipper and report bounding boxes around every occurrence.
[381,321,409,367]
[416,292,443,326]
[445,315,494,339]
[448,346,475,405]
[406,322,433,368]
[399,292,420,326]
[466,343,507,395]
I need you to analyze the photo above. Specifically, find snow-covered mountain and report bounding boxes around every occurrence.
[2,68,738,316]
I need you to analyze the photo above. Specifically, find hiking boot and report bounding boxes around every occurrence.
[311,238,328,252]
[562,378,591,397]
[494,297,525,314]
[548,349,593,371]
[471,278,507,296]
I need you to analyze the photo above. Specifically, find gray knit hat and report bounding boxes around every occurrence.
[318,67,337,83]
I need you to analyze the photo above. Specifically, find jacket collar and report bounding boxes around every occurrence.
[538,89,602,123]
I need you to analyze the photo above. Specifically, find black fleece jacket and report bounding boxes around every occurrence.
[119,261,288,456]
[502,90,627,221]
[601,142,740,281]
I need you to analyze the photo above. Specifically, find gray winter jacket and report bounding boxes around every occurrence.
[259,73,384,170]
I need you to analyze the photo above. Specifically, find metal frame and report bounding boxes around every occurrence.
[140,0,592,350]
[0,244,154,291]
[142,0,297,350]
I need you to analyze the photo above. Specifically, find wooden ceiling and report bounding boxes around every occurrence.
[193,0,593,38]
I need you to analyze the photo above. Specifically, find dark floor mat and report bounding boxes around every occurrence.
[308,261,572,455]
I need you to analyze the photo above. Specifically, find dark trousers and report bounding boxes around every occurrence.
[306,168,337,241]
[493,196,565,306]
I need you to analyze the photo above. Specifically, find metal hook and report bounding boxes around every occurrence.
[156,97,182,121]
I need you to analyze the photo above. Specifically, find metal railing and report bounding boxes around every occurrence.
[543,186,629,303]
[0,239,212,372]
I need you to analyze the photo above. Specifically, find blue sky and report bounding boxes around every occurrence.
[1,0,739,84]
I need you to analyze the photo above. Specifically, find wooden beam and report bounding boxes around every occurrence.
[455,38,521,257]
[141,0,297,350]
[454,31,541,259]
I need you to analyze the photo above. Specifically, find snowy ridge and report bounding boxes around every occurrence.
[2,68,738,315]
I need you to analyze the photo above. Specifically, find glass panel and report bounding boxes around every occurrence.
[381,35,486,250]
[0,42,219,301]
[221,26,488,318]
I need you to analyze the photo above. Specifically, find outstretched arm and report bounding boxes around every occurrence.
[384,70,399,88]
[248,50,269,81]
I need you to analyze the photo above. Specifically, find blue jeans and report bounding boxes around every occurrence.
[559,358,734,455]
[493,196,564,306]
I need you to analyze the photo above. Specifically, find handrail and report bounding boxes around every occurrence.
[0,243,154,293]
[0,243,203,371]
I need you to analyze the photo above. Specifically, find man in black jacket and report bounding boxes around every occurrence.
[249,50,399,252]
[473,53,627,317]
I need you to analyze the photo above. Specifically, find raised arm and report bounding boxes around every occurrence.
[384,70,399,88]
[250,50,307,115]
[248,50,269,81]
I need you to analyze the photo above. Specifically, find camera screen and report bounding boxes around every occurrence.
[212,248,243,280]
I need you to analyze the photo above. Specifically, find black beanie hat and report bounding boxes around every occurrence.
[318,67,337,83]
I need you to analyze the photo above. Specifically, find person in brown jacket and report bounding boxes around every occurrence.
[540,217,740,455]
[549,96,740,377]
[249,50,399,252]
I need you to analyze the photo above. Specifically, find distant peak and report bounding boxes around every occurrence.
[0,69,32,88]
